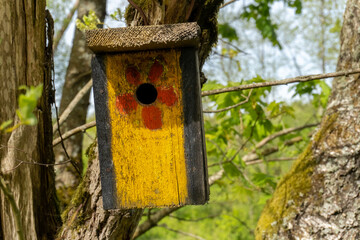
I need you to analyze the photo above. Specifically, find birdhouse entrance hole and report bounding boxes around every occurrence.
[136,83,158,105]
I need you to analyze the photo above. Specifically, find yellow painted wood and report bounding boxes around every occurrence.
[106,49,188,208]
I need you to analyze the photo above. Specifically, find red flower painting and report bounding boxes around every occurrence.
[116,60,178,130]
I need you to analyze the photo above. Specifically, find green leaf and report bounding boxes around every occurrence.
[76,10,101,31]
[224,163,241,177]
[110,8,123,21]
[218,23,238,41]
[16,84,43,126]
[0,120,13,131]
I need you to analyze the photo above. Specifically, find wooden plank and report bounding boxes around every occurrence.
[106,49,188,208]
[86,23,200,53]
[92,47,209,209]
[91,55,118,209]
[180,48,209,204]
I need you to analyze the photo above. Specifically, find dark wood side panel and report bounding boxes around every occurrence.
[91,55,117,209]
[180,48,209,204]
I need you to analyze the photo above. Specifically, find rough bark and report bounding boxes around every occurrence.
[54,0,106,208]
[0,1,60,239]
[59,1,224,239]
[256,0,360,239]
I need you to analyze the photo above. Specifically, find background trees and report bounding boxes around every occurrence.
[1,0,358,239]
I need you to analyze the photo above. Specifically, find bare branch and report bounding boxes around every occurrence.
[53,0,80,51]
[219,38,248,54]
[128,0,149,25]
[201,69,360,97]
[169,214,219,222]
[159,224,206,240]
[209,123,317,167]
[245,157,297,165]
[255,123,318,149]
[53,78,92,133]
[53,121,96,146]
[203,89,252,113]
[221,0,239,8]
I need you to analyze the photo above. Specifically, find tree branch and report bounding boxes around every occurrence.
[201,69,360,97]
[53,78,92,133]
[203,89,252,113]
[245,157,297,165]
[255,123,318,149]
[220,0,239,8]
[53,121,96,146]
[209,123,317,167]
[128,0,149,25]
[159,224,205,240]
[53,0,80,51]
[168,214,219,222]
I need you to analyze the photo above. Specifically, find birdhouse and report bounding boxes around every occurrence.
[86,23,209,209]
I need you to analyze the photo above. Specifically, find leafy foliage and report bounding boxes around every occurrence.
[17,85,43,126]
[1,84,43,132]
[240,0,302,47]
[76,10,101,32]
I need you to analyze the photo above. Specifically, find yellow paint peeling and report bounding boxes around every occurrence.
[106,49,188,208]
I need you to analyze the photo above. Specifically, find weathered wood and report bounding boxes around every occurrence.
[88,23,208,209]
[86,22,200,53]
[180,48,209,204]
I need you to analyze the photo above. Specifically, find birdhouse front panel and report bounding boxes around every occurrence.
[87,23,209,209]
[108,49,189,208]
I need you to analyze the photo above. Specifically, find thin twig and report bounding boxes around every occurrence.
[209,123,317,167]
[201,69,360,97]
[53,121,96,146]
[0,176,25,240]
[221,0,238,8]
[54,102,81,175]
[159,224,206,240]
[203,89,252,113]
[245,157,297,165]
[255,123,318,149]
[53,0,80,51]
[128,0,149,25]
[53,78,92,133]
[219,38,248,54]
[169,214,219,222]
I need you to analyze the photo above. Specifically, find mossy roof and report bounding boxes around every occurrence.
[86,22,200,53]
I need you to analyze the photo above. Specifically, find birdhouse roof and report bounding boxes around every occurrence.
[86,22,200,53]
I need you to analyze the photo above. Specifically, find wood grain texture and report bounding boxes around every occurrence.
[180,48,209,204]
[91,48,208,209]
[86,22,200,53]
[106,49,188,208]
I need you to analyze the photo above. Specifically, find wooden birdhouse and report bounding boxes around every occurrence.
[86,23,209,209]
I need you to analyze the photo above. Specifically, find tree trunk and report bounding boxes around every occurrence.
[54,0,106,208]
[0,1,60,239]
[256,0,360,239]
[59,1,223,239]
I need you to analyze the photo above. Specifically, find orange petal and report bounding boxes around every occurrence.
[157,86,177,106]
[148,60,164,83]
[126,66,141,85]
[116,93,138,115]
[142,106,162,130]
